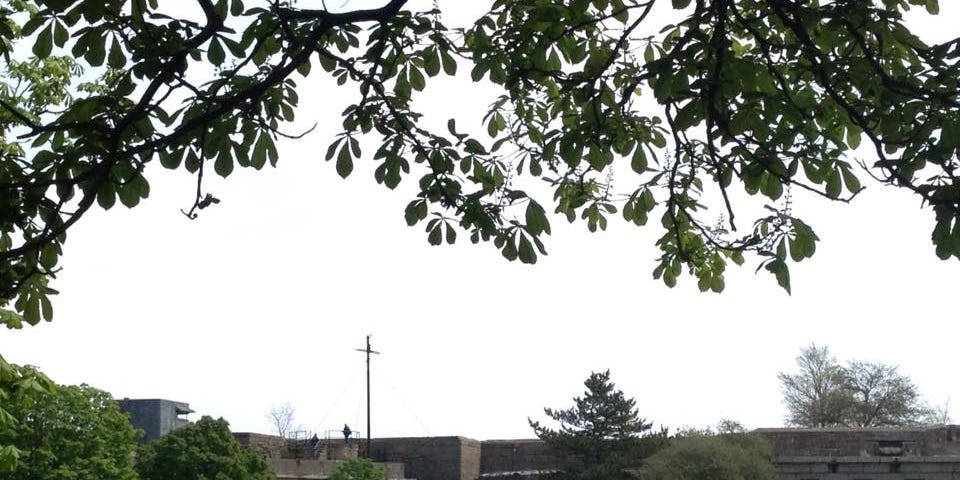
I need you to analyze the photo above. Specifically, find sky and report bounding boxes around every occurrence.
[2,1,959,441]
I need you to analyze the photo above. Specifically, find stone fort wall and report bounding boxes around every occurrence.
[756,426,960,457]
[370,436,481,480]
[479,439,566,474]
[775,456,960,480]
[756,426,960,480]
[239,426,960,480]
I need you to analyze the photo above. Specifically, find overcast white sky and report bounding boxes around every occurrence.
[2,1,959,441]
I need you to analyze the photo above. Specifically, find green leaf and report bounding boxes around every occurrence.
[526,200,551,236]
[1,310,24,329]
[663,270,677,288]
[85,34,107,66]
[117,182,141,208]
[445,222,456,245]
[697,274,711,292]
[214,153,234,177]
[394,71,411,99]
[765,259,791,294]
[841,167,861,193]
[789,237,804,262]
[427,225,442,245]
[846,126,861,149]
[501,238,518,261]
[463,139,487,155]
[640,188,656,211]
[630,147,647,174]
[409,67,426,91]
[33,25,53,58]
[404,200,426,226]
[710,275,725,293]
[208,38,225,65]
[40,296,53,321]
[97,182,117,210]
[39,243,59,270]
[325,137,342,161]
[53,21,68,47]
[21,15,44,36]
[349,137,361,158]
[650,132,667,148]
[518,235,536,264]
[644,44,655,63]
[440,49,457,75]
[23,298,40,326]
[825,169,842,198]
[471,62,487,82]
[424,48,440,77]
[336,145,353,178]
[214,0,228,19]
[253,133,274,168]
[108,37,126,69]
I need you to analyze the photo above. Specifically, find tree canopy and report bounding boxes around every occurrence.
[0,382,140,480]
[135,415,275,480]
[0,356,53,472]
[530,370,665,480]
[1,0,959,326]
[329,458,387,480]
[641,429,777,480]
[779,344,934,427]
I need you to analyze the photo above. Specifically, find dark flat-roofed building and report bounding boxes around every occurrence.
[117,398,193,442]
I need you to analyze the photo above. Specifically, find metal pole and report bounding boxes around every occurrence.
[365,335,371,457]
[355,335,379,458]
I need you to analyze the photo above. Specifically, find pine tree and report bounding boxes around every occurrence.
[530,370,665,480]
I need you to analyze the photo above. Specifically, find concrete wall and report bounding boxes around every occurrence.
[757,426,960,458]
[235,434,361,461]
[922,426,960,456]
[775,456,960,480]
[234,432,287,458]
[462,437,482,480]
[479,439,564,475]
[479,428,960,480]
[758,426,960,480]
[242,426,960,480]
[371,436,480,480]
[241,435,555,480]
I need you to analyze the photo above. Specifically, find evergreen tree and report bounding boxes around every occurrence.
[530,370,665,480]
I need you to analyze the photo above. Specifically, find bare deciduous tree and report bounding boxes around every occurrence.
[778,344,851,427]
[266,403,299,439]
[844,361,927,427]
[779,344,936,427]
[922,398,953,426]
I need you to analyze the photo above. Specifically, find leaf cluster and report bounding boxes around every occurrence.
[1,0,959,325]
[0,354,53,472]
[0,382,140,480]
